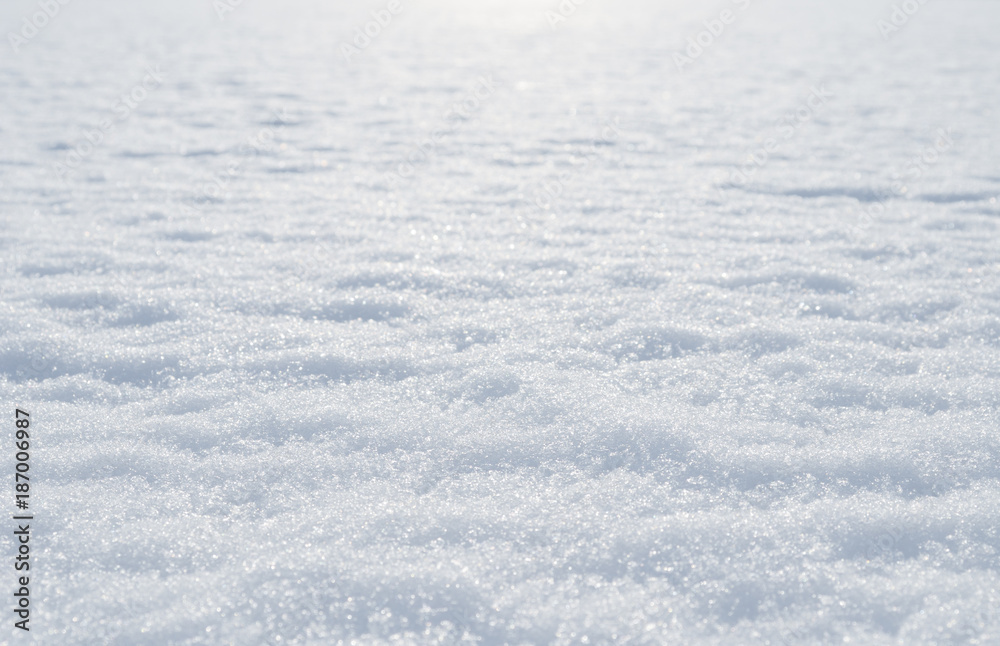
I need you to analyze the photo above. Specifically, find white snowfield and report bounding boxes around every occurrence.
[2,0,999,643]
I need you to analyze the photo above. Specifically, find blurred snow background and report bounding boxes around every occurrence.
[1,0,999,643]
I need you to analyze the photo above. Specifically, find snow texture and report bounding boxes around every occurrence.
[2,0,1000,643]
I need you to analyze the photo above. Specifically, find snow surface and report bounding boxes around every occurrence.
[2,0,1000,643]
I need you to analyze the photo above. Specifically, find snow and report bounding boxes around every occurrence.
[2,0,999,643]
